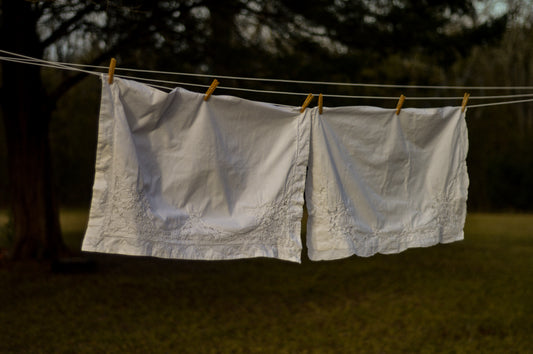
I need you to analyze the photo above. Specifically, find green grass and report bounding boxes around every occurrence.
[1,211,532,353]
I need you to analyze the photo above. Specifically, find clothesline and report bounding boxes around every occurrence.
[2,49,533,108]
[3,49,533,91]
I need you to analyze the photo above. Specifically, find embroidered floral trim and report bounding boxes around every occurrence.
[307,190,466,259]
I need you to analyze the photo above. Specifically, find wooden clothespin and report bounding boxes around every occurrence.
[395,94,405,115]
[300,93,314,113]
[461,92,470,113]
[318,93,323,114]
[108,58,117,84]
[204,79,220,101]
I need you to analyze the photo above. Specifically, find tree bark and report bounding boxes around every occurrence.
[1,1,66,261]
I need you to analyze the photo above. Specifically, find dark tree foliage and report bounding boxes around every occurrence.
[0,0,506,261]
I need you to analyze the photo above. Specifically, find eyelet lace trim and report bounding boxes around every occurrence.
[89,170,304,262]
[307,191,466,259]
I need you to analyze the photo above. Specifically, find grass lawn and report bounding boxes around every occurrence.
[0,211,532,353]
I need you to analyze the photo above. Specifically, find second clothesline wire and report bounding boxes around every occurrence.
[2,49,533,109]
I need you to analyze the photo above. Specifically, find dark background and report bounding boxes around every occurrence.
[1,0,532,212]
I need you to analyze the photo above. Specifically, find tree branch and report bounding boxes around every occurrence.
[41,3,96,49]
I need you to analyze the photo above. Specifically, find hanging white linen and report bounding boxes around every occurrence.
[82,76,310,263]
[305,106,469,261]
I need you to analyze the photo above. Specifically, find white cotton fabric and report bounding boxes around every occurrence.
[305,106,469,261]
[82,76,310,263]
[83,76,470,263]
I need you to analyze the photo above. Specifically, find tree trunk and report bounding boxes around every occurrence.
[1,1,66,261]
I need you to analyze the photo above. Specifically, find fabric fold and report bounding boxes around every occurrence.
[82,76,310,263]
